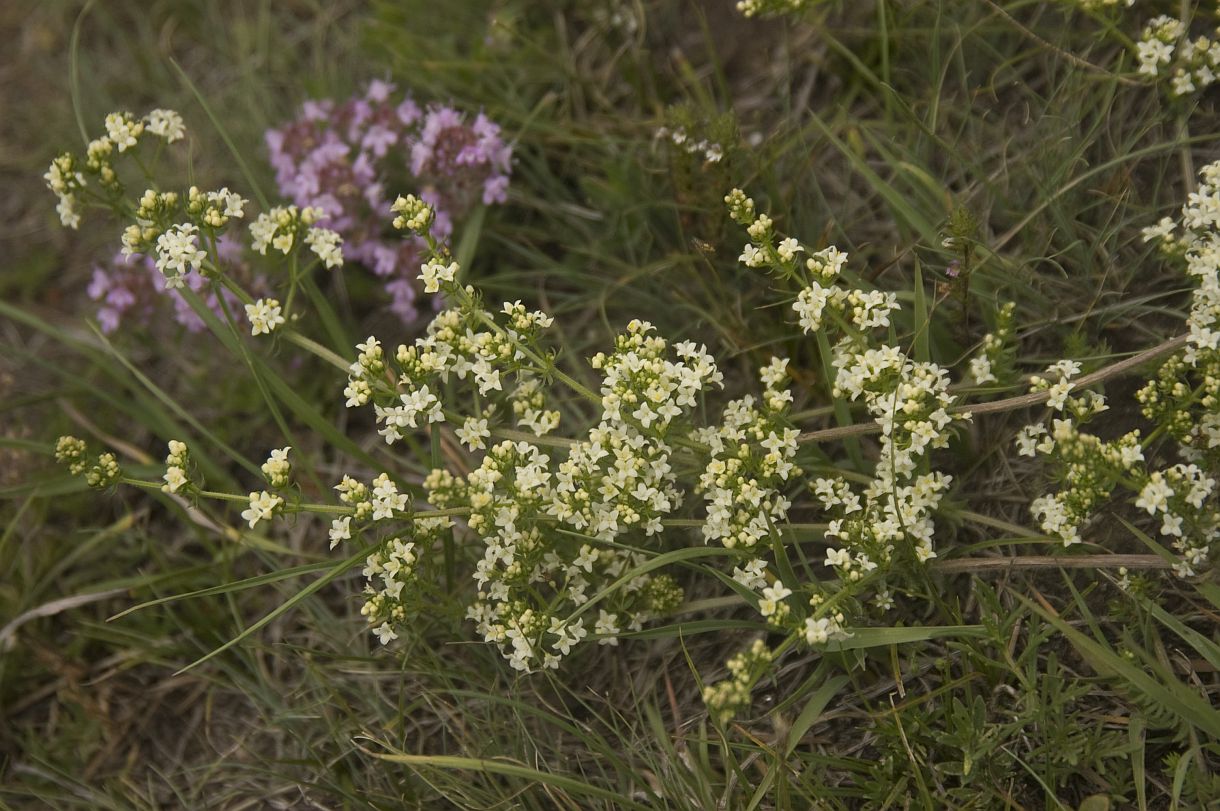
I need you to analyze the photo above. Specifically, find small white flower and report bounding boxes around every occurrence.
[594,610,621,645]
[162,465,188,494]
[824,547,852,569]
[1015,424,1048,457]
[373,622,399,645]
[241,490,283,528]
[146,109,186,143]
[305,227,344,269]
[56,195,81,229]
[758,580,792,618]
[390,194,434,232]
[420,260,459,293]
[261,446,292,488]
[104,112,144,152]
[154,223,206,286]
[804,617,834,645]
[776,237,803,262]
[246,298,286,336]
[969,354,996,385]
[329,516,352,549]
[344,378,372,408]
[731,558,768,591]
[739,243,766,268]
[456,416,491,451]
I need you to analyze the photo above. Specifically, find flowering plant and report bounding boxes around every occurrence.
[47,104,1220,726]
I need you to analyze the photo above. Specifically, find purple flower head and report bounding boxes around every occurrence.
[366,78,395,103]
[89,239,267,335]
[265,85,513,323]
[88,253,159,334]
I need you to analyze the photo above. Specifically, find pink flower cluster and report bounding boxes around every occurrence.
[266,80,512,321]
[88,235,263,334]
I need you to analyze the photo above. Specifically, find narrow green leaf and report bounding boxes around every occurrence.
[913,257,929,363]
[785,674,849,756]
[109,558,341,620]
[825,625,987,651]
[173,542,374,675]
[362,750,650,810]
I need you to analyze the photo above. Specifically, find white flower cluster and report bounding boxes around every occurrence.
[791,248,855,333]
[154,223,207,289]
[162,440,190,494]
[968,301,1016,385]
[554,324,712,540]
[390,193,433,233]
[365,537,418,645]
[1139,159,1220,466]
[726,189,896,337]
[456,415,492,451]
[332,473,410,528]
[723,191,966,645]
[833,344,964,482]
[347,304,519,442]
[343,337,383,408]
[1024,414,1143,547]
[146,109,186,143]
[44,153,86,229]
[54,435,121,488]
[701,639,773,724]
[1020,162,1220,567]
[655,125,724,163]
[426,440,682,671]
[735,0,810,19]
[376,384,444,444]
[1029,360,1090,414]
[817,467,952,573]
[1173,163,1220,364]
[358,520,450,645]
[420,259,458,293]
[509,376,560,437]
[186,185,247,229]
[1135,464,1218,577]
[724,188,755,225]
[358,217,706,669]
[591,320,722,431]
[304,227,344,269]
[250,205,327,256]
[241,490,283,529]
[1135,15,1220,97]
[245,298,286,336]
[803,285,892,333]
[346,203,559,447]
[714,192,979,727]
[803,611,849,646]
[695,358,798,550]
[85,452,122,489]
[45,109,187,229]
[1137,353,1220,464]
[1020,352,1150,547]
[121,189,179,257]
[261,447,292,489]
[104,112,145,152]
[54,436,89,476]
